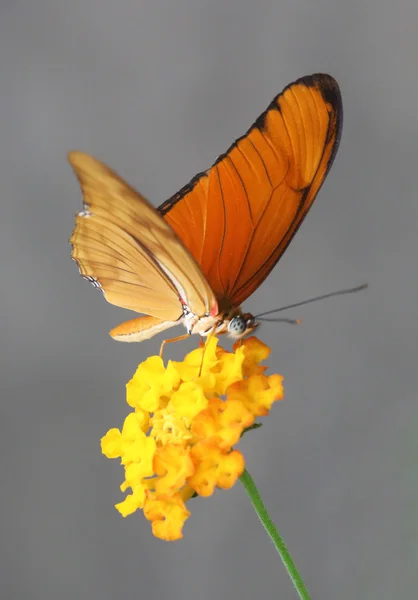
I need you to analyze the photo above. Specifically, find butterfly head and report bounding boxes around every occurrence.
[227,312,258,339]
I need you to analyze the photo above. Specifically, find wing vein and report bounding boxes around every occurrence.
[226,153,253,222]
[215,164,227,293]
[247,137,273,188]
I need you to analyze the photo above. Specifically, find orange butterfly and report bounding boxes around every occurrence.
[69,73,342,345]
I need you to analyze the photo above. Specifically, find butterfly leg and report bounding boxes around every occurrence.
[159,334,191,358]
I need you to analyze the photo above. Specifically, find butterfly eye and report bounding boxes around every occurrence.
[228,316,247,336]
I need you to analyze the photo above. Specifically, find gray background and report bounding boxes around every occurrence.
[1,1,418,599]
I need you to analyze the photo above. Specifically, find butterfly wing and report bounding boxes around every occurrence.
[109,315,181,342]
[159,73,342,307]
[69,152,217,323]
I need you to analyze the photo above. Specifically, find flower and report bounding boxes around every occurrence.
[101,336,284,541]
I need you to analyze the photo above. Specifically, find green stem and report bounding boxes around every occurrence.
[240,469,311,600]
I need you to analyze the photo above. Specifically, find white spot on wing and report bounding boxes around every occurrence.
[78,203,92,217]
[82,275,103,292]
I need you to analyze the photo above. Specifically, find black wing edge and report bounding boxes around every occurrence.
[158,73,343,216]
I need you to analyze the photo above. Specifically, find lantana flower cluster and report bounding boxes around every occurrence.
[101,336,284,540]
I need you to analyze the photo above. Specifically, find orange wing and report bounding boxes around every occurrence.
[159,73,342,308]
[69,152,217,322]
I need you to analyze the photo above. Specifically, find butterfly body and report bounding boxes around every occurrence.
[184,307,257,339]
[108,303,256,342]
[70,73,342,344]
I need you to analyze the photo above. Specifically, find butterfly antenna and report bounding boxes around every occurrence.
[257,317,302,324]
[255,283,368,321]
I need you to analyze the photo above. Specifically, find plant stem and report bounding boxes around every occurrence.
[240,469,312,600]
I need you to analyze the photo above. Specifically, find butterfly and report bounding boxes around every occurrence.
[69,73,342,346]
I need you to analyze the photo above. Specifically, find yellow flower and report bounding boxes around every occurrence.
[101,336,284,541]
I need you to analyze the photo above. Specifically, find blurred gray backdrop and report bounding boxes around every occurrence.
[1,1,418,599]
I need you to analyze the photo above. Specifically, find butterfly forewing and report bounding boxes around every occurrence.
[69,152,217,321]
[159,73,342,307]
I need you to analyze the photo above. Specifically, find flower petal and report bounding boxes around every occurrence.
[169,381,208,421]
[228,374,284,417]
[154,444,195,495]
[127,356,180,412]
[101,428,123,459]
[188,442,245,496]
[116,485,146,516]
[144,493,190,541]
[234,336,271,376]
